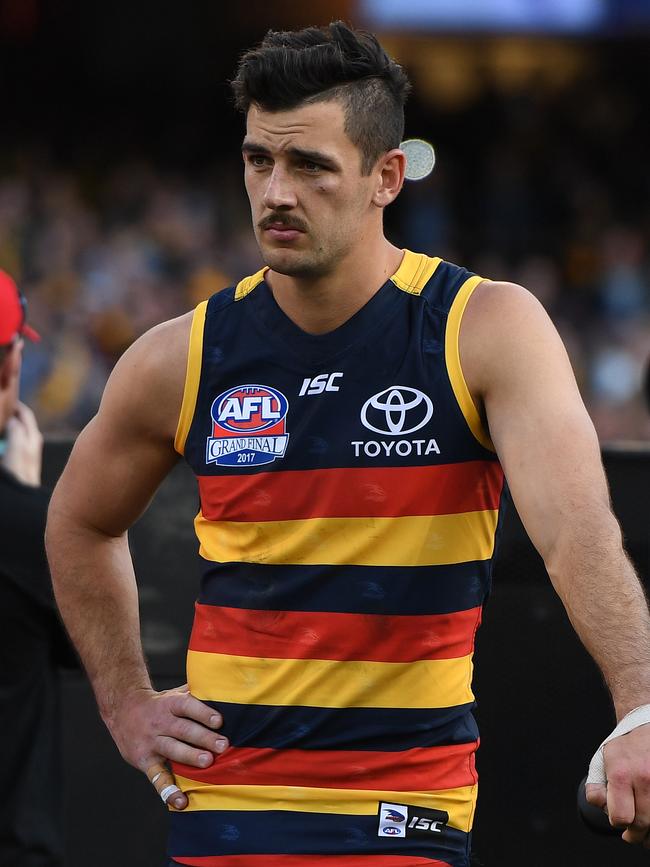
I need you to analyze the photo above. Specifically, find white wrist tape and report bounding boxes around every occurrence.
[586,704,650,785]
[160,784,181,804]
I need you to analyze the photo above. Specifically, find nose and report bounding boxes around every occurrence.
[262,165,298,211]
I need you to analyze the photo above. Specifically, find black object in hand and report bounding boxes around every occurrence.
[577,775,620,836]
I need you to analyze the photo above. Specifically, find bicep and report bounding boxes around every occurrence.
[53,414,178,537]
[464,283,612,561]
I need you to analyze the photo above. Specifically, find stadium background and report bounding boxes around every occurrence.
[1,1,648,865]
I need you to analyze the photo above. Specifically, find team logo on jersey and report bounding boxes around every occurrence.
[378,802,407,838]
[361,386,433,436]
[377,801,448,839]
[206,384,290,467]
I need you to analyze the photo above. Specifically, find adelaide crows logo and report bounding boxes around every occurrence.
[206,384,290,467]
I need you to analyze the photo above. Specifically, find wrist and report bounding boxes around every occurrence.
[613,693,650,722]
[99,681,154,728]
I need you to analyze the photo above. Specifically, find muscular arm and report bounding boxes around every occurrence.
[46,313,227,807]
[461,281,650,839]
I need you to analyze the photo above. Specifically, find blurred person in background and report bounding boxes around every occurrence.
[46,21,650,867]
[0,271,75,866]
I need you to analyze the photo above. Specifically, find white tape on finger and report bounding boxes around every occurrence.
[587,704,650,785]
[160,784,181,804]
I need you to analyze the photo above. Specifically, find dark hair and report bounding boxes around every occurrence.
[231,21,411,175]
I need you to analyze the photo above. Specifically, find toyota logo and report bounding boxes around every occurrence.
[360,386,433,435]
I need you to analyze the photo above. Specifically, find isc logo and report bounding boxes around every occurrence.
[299,372,343,396]
[408,816,444,833]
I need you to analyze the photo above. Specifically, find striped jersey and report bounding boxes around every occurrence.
[169,250,506,867]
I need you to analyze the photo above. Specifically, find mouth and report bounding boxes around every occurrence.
[260,218,306,244]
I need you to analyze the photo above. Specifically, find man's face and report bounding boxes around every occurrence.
[243,100,378,279]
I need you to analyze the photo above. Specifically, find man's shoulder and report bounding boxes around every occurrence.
[98,311,196,444]
[460,278,565,401]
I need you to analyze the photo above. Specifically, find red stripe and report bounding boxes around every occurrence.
[173,742,477,792]
[173,857,451,866]
[189,604,481,662]
[198,462,503,522]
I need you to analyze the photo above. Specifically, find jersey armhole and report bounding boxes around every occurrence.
[174,300,208,456]
[445,276,496,453]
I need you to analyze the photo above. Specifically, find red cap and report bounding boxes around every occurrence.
[0,270,40,345]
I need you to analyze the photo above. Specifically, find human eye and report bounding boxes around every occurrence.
[301,160,323,173]
[246,153,271,169]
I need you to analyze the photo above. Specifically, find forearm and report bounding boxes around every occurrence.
[46,502,152,724]
[545,509,650,720]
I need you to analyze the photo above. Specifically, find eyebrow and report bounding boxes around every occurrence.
[241,141,340,170]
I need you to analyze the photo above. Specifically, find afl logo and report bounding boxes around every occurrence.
[382,826,401,836]
[214,384,288,433]
[206,384,290,467]
[361,386,433,436]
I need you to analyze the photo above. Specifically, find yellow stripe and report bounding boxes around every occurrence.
[196,510,498,567]
[173,777,477,832]
[390,250,442,295]
[445,276,495,452]
[174,300,208,455]
[187,650,474,709]
[234,267,268,300]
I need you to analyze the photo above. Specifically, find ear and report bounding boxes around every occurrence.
[0,340,22,391]
[371,148,407,209]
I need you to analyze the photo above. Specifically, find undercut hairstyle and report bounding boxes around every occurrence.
[231,21,411,175]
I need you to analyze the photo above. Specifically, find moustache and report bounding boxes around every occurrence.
[259,215,307,233]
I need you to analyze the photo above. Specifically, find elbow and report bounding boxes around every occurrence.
[543,509,623,585]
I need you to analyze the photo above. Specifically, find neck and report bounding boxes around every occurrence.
[266,238,404,335]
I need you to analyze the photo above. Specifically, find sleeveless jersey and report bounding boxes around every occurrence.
[169,250,506,867]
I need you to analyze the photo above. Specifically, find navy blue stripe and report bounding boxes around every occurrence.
[168,809,470,862]
[422,260,474,312]
[208,702,478,752]
[198,561,489,616]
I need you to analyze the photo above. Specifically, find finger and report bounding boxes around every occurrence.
[622,821,650,845]
[4,416,21,436]
[146,760,187,810]
[585,783,608,811]
[171,692,224,730]
[621,781,650,845]
[157,736,220,768]
[14,402,41,439]
[607,775,636,830]
[168,717,229,755]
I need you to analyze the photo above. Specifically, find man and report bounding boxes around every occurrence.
[46,22,650,867]
[0,271,74,865]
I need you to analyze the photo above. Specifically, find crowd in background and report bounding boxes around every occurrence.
[0,59,648,441]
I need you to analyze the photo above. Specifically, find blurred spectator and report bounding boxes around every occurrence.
[0,271,77,865]
[0,54,648,441]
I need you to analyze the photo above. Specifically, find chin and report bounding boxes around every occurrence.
[263,247,323,278]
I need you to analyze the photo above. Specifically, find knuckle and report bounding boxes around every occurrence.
[637,767,650,786]
[610,812,631,828]
[609,767,631,787]
[174,719,195,741]
[632,815,650,831]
